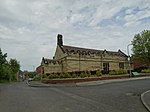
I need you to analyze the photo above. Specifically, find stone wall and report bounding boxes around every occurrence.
[41,59,62,74]
[63,53,128,73]
[41,44,128,74]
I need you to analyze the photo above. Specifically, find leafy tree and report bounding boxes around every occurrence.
[9,59,20,81]
[0,49,21,82]
[0,48,7,80]
[0,49,7,65]
[9,59,20,74]
[132,30,150,67]
[2,63,11,81]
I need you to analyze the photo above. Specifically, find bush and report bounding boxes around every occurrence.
[79,73,87,78]
[96,70,102,77]
[33,75,41,81]
[59,74,64,78]
[42,74,47,79]
[64,73,72,78]
[101,70,109,74]
[0,80,9,83]
[109,70,128,75]
[86,71,91,77]
[134,67,148,73]
[109,70,116,75]
[59,73,71,78]
[48,74,59,79]
[71,74,77,78]
[141,69,150,73]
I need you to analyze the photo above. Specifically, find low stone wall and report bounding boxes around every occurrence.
[42,74,150,84]
[136,74,150,77]
[101,75,129,80]
[42,77,102,84]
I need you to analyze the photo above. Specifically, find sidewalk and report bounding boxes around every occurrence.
[76,76,150,86]
[28,81,76,87]
[27,81,50,87]
[141,90,150,112]
[28,76,150,87]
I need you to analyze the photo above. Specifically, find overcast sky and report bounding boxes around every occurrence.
[0,0,150,71]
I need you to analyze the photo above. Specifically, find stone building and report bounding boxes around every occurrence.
[39,34,128,75]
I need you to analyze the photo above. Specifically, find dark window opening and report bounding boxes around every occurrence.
[103,63,109,71]
[119,63,124,69]
[42,67,44,74]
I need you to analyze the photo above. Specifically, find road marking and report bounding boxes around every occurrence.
[141,89,150,112]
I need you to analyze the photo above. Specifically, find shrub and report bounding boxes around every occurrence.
[59,73,71,78]
[48,74,59,79]
[96,70,102,77]
[91,71,96,75]
[141,69,150,73]
[64,73,72,78]
[79,73,87,78]
[71,74,77,78]
[59,74,64,78]
[109,70,128,75]
[33,75,41,81]
[119,70,128,74]
[134,67,148,73]
[86,71,91,77]
[109,70,116,75]
[101,70,109,74]
[42,74,47,79]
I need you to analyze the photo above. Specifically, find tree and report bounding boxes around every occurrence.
[9,59,20,81]
[132,30,150,68]
[9,59,20,74]
[0,49,21,82]
[0,48,7,80]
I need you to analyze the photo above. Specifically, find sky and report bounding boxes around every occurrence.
[0,0,150,71]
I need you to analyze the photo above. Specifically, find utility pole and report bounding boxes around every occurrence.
[127,44,132,77]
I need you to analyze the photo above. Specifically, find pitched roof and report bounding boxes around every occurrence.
[61,45,127,57]
[42,57,62,64]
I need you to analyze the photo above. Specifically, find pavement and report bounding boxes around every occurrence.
[76,76,150,86]
[27,80,76,87]
[28,76,150,112]
[141,90,150,112]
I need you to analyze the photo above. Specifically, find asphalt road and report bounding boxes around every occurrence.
[0,79,150,112]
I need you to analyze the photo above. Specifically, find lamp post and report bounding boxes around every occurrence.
[127,44,132,77]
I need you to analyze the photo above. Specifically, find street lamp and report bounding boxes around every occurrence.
[127,44,132,77]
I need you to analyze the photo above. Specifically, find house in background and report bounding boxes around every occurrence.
[36,65,42,75]
[16,70,25,81]
[37,34,129,75]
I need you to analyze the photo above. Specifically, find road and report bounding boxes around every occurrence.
[0,78,150,112]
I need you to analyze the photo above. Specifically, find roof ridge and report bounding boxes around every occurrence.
[63,45,119,53]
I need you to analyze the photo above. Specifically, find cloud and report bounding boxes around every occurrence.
[0,0,150,70]
[124,6,150,27]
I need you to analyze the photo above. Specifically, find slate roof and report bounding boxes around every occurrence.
[61,45,128,57]
[42,57,62,64]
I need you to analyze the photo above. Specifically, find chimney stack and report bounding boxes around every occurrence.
[57,34,63,46]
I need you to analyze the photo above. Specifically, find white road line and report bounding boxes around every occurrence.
[141,89,150,112]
